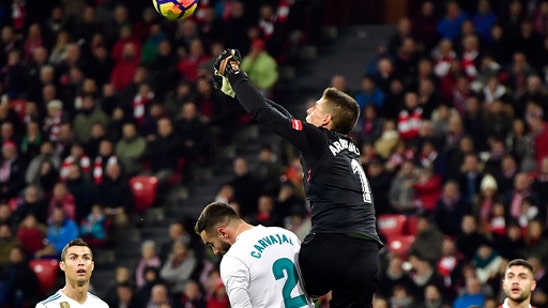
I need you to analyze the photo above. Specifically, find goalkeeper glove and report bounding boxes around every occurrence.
[214,49,242,77]
[212,69,236,98]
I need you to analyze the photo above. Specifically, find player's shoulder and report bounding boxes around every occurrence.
[35,290,63,307]
[87,292,109,307]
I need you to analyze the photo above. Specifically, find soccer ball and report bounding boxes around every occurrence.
[153,0,198,20]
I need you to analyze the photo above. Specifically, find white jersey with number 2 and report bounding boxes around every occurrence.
[35,289,109,308]
[220,225,314,308]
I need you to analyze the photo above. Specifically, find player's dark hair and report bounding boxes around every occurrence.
[322,87,360,135]
[194,201,239,235]
[506,259,534,275]
[60,238,93,261]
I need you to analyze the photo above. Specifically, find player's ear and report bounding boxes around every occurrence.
[216,227,227,239]
[322,113,332,127]
[59,261,66,272]
[531,279,537,292]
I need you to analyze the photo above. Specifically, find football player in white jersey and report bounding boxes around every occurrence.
[35,238,109,308]
[195,201,315,308]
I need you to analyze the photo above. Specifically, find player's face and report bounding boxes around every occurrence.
[502,265,536,303]
[200,230,231,256]
[306,98,328,127]
[60,246,94,286]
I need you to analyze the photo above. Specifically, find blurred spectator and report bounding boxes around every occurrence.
[433,180,470,236]
[246,194,282,227]
[492,220,527,261]
[377,255,414,299]
[25,140,59,187]
[524,219,548,265]
[411,1,440,53]
[455,215,487,261]
[15,213,45,257]
[60,143,90,181]
[0,140,25,202]
[163,81,197,119]
[472,241,503,285]
[2,50,26,99]
[374,119,400,160]
[84,122,106,161]
[505,172,540,221]
[95,162,132,225]
[407,253,445,303]
[115,122,147,176]
[452,276,485,308]
[437,1,469,40]
[73,95,109,144]
[92,139,118,184]
[417,284,451,308]
[159,221,192,264]
[136,240,162,289]
[412,164,442,213]
[132,83,155,129]
[0,204,14,230]
[223,157,261,218]
[239,39,278,96]
[205,280,229,308]
[221,1,253,55]
[355,75,385,111]
[180,279,206,308]
[355,104,384,147]
[387,17,413,57]
[506,118,536,172]
[35,206,78,259]
[108,281,142,308]
[250,145,283,196]
[528,256,548,307]
[0,246,39,307]
[365,158,393,214]
[397,92,423,143]
[177,39,210,84]
[144,117,180,184]
[408,214,444,263]
[388,284,415,308]
[436,237,464,296]
[389,160,419,214]
[471,174,500,233]
[0,223,20,268]
[456,153,484,205]
[11,184,47,225]
[0,26,21,68]
[110,42,141,92]
[104,265,134,306]
[146,283,174,308]
[141,23,166,66]
[149,40,178,99]
[79,204,107,244]
[65,163,94,223]
[330,74,354,96]
[47,182,75,223]
[174,101,213,181]
[472,0,498,42]
[160,240,197,299]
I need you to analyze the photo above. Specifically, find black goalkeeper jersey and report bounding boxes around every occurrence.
[229,72,383,247]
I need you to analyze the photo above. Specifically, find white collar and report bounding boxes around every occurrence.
[501,298,532,308]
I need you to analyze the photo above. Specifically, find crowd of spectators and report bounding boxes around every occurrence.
[3,0,548,307]
[351,0,548,307]
[0,0,324,307]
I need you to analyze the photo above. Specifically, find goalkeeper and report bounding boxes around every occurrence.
[213,49,383,308]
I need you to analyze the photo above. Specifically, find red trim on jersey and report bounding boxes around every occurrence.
[291,119,302,131]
